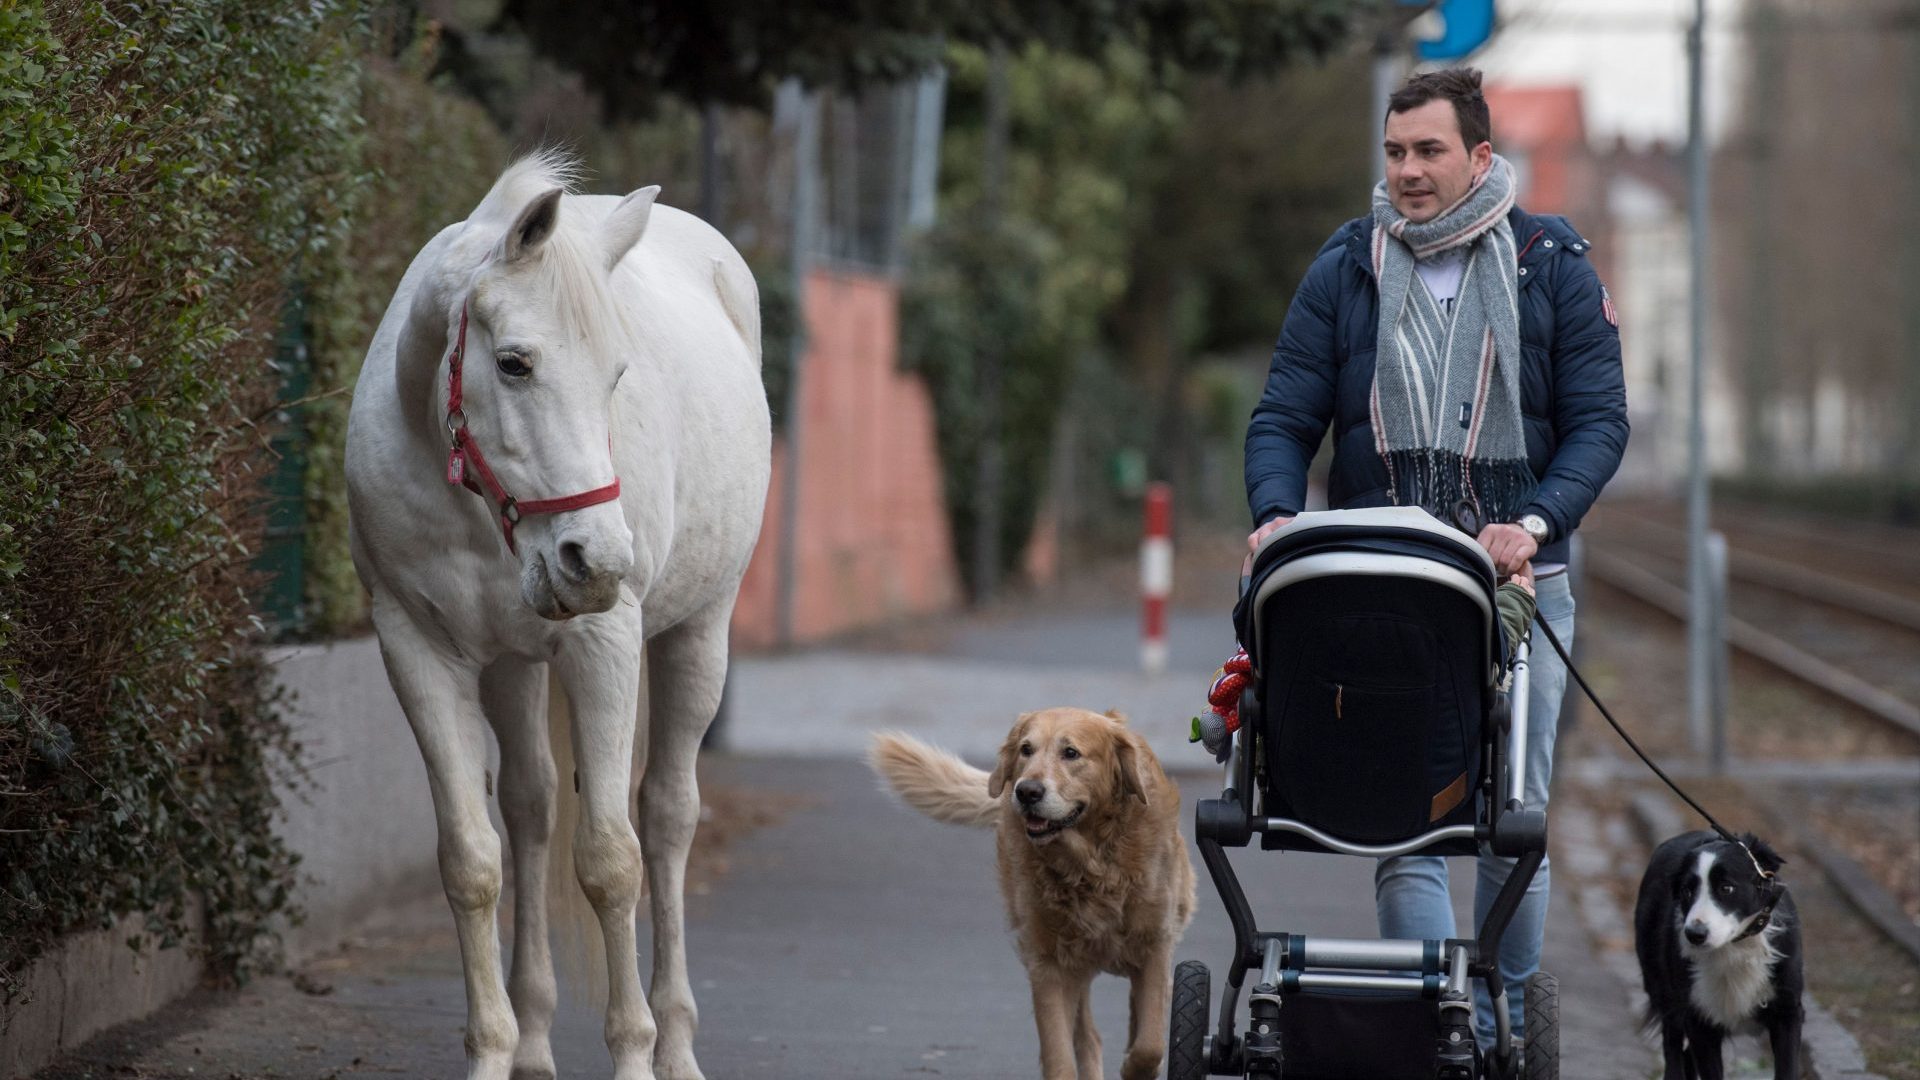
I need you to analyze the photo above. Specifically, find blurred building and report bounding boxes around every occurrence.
[1600,137,1688,489]
[733,269,961,648]
[731,79,978,649]
[1485,85,1607,279]
[1486,84,1737,493]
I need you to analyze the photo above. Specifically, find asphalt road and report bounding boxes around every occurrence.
[32,754,1652,1079]
[32,603,1658,1079]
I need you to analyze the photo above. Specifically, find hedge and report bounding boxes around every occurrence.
[0,0,365,1001]
[301,22,509,634]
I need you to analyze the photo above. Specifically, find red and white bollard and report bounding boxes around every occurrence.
[1141,482,1172,674]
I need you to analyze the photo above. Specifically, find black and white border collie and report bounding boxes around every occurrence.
[1634,830,1804,1080]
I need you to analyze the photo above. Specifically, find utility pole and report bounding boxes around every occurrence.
[1685,0,1713,755]
[906,68,947,234]
[1742,1,1780,479]
[1901,26,1920,503]
[699,102,721,228]
[972,44,1009,604]
[1372,28,1404,184]
[775,82,819,648]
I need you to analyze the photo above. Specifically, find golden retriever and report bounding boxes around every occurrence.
[869,708,1197,1080]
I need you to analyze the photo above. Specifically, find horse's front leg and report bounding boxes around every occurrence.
[373,599,516,1080]
[553,616,654,1080]
[638,606,732,1080]
[480,658,558,1080]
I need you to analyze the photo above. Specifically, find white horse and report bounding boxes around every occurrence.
[346,152,770,1080]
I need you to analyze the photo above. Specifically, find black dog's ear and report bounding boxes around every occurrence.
[1741,833,1786,875]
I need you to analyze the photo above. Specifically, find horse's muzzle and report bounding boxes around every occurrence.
[523,543,628,620]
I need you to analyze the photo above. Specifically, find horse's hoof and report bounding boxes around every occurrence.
[467,1057,515,1080]
[509,1040,556,1080]
[653,1052,706,1080]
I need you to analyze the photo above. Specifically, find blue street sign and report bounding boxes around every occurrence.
[1414,0,1496,61]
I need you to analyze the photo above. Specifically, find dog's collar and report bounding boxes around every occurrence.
[1731,886,1784,943]
[1720,835,1784,943]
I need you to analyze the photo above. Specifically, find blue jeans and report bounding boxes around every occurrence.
[1373,571,1575,1046]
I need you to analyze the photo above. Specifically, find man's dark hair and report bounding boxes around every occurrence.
[1387,67,1492,151]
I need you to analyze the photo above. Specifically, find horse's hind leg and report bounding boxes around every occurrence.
[552,623,655,1080]
[481,658,558,1080]
[372,598,516,1079]
[639,605,732,1080]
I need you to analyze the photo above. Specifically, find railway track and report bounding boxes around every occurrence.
[1573,501,1920,964]
[1580,512,1920,743]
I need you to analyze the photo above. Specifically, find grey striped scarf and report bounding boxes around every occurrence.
[1368,154,1534,527]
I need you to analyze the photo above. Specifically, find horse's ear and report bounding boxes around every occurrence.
[603,185,660,273]
[499,187,564,264]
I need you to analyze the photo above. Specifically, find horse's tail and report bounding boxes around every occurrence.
[712,254,762,367]
[546,677,612,1005]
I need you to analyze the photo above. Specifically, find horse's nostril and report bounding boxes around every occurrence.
[558,540,591,584]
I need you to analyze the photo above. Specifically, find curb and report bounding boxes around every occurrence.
[5,638,443,1079]
[1,910,203,1079]
[1627,791,1887,1080]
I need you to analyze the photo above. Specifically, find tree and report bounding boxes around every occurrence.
[489,0,1353,117]
[903,41,1185,596]
[1106,50,1374,491]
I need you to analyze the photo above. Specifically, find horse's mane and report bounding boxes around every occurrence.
[472,148,584,223]
[468,150,638,365]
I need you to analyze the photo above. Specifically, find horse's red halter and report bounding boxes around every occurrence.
[443,302,621,554]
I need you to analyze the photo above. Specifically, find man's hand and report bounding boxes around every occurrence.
[1504,561,1536,597]
[1476,523,1538,576]
[1247,516,1294,553]
[1242,516,1295,577]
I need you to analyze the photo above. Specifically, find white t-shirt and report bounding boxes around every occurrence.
[1414,246,1565,574]
[1416,248,1467,315]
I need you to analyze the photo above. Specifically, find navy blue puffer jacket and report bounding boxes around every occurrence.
[1244,206,1629,566]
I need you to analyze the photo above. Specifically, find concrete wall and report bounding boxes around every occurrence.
[0,904,205,1077]
[3,637,447,1077]
[266,636,450,957]
[732,268,962,648]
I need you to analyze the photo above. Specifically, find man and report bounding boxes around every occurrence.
[1243,67,1628,1046]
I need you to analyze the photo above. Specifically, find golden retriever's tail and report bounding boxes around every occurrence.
[868,732,1000,829]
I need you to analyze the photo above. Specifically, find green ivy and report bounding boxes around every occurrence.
[900,215,1073,597]
[300,19,509,635]
[0,0,366,1003]
[900,42,1176,594]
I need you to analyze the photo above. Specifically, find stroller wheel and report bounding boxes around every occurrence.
[1168,960,1211,1080]
[1523,972,1559,1080]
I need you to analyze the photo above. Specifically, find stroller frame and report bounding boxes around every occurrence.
[1176,509,1552,1080]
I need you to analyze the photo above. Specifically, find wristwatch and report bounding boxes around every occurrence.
[1517,513,1551,547]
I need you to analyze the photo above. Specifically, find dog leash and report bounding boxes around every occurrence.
[1531,614,1784,937]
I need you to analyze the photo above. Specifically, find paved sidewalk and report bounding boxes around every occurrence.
[32,603,1660,1079]
[718,609,1239,764]
[33,755,1653,1080]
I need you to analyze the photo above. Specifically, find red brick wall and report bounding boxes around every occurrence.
[731,269,961,649]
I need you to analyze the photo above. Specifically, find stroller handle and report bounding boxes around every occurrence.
[1507,637,1533,808]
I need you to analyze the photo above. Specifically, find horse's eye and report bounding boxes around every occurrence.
[1061,746,1080,760]
[496,351,532,378]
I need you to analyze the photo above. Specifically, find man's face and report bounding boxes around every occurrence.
[1384,99,1492,224]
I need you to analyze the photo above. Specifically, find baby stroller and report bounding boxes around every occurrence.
[1170,507,1557,1080]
